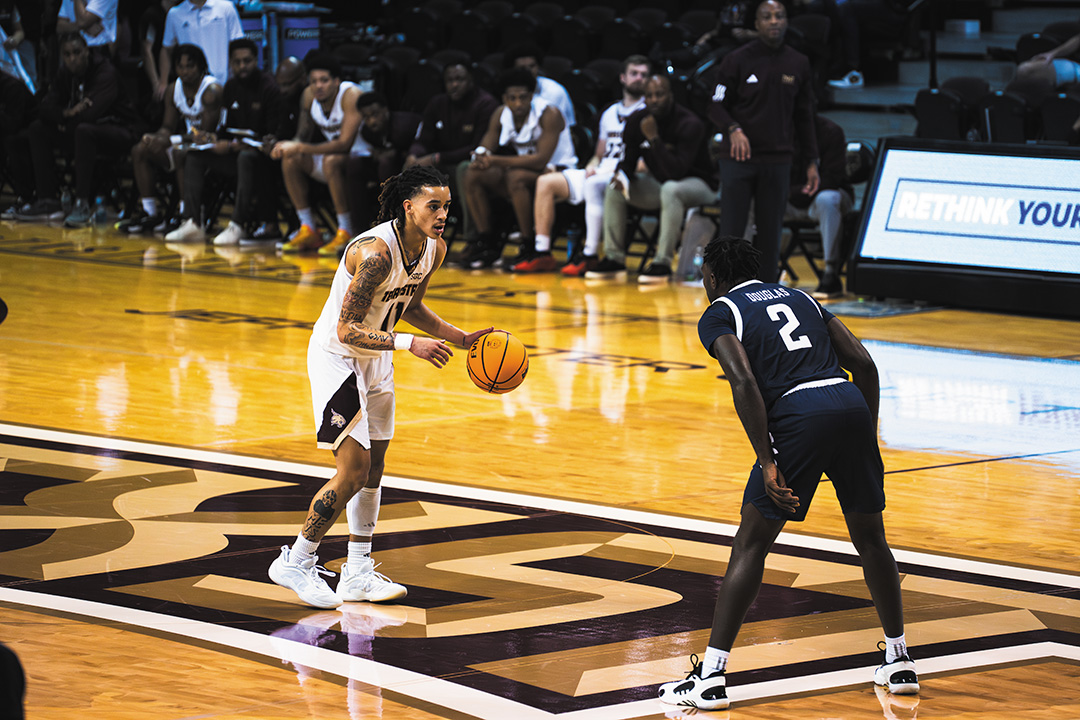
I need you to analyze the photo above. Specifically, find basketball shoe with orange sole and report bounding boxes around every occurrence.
[281,224,324,253]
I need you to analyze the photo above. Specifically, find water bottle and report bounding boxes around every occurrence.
[565,224,582,261]
[93,196,107,226]
[688,244,705,282]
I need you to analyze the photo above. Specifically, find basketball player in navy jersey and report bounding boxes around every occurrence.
[658,236,918,710]
[269,166,492,609]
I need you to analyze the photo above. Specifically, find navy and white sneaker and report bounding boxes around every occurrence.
[657,655,729,710]
[874,642,920,694]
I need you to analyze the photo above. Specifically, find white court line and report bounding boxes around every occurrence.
[0,588,550,720]
[2,423,1077,589]
[2,423,1080,719]
[1,586,1078,720]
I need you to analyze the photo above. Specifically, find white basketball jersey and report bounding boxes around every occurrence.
[497,96,577,169]
[596,97,646,173]
[311,81,357,142]
[312,220,438,358]
[174,75,219,133]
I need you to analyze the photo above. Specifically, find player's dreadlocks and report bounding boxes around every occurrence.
[701,235,761,286]
[376,166,450,227]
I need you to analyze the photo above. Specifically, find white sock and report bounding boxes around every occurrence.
[346,486,381,536]
[336,213,352,236]
[584,205,604,255]
[291,535,319,563]
[297,207,315,230]
[885,633,907,663]
[141,197,157,216]
[348,538,371,568]
[535,233,551,252]
[703,646,729,676]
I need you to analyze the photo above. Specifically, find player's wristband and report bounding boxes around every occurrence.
[394,333,414,351]
[169,134,183,145]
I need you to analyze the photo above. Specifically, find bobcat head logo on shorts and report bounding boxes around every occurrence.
[330,410,346,428]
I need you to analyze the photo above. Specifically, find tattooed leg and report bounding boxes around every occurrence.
[301,487,342,542]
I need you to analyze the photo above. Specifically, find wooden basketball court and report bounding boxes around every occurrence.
[1,222,1078,719]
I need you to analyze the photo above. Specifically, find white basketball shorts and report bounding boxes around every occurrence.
[307,336,395,451]
[310,153,328,184]
[561,168,587,206]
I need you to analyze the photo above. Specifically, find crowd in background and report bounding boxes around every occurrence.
[1,0,1072,299]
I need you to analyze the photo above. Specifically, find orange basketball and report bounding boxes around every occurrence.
[467,330,528,394]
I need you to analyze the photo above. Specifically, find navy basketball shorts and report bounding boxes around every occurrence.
[307,336,395,451]
[744,382,885,522]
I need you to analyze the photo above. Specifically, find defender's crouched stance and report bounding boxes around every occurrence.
[657,236,918,710]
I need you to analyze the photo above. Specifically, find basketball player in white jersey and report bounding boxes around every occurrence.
[120,43,221,237]
[271,53,362,255]
[269,166,493,609]
[515,55,651,274]
[461,67,577,269]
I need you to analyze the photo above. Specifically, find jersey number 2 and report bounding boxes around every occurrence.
[767,303,812,351]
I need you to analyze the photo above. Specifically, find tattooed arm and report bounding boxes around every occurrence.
[338,236,473,367]
[337,237,395,351]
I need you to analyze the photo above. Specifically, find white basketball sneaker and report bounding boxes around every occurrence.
[874,642,920,694]
[337,558,407,603]
[269,545,342,609]
[657,654,729,710]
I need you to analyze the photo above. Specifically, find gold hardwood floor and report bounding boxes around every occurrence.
[1,223,1078,719]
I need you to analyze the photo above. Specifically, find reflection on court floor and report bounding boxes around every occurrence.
[2,425,1078,719]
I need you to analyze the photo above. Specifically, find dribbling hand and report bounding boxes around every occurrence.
[462,327,494,349]
[410,336,452,367]
[763,462,799,515]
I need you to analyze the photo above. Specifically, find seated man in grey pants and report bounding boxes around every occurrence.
[785,114,853,298]
[585,73,718,283]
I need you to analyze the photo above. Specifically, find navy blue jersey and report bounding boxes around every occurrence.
[698,280,846,410]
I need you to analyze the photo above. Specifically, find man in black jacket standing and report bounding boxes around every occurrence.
[708,0,819,283]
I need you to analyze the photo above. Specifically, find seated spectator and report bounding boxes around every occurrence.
[10,33,140,227]
[405,62,499,244]
[270,52,362,254]
[515,54,651,275]
[252,55,306,240]
[343,91,422,252]
[785,114,852,298]
[118,42,222,236]
[461,67,578,269]
[178,37,281,246]
[56,0,118,54]
[272,56,306,141]
[505,42,576,129]
[1013,31,1080,103]
[0,67,37,217]
[586,73,718,283]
